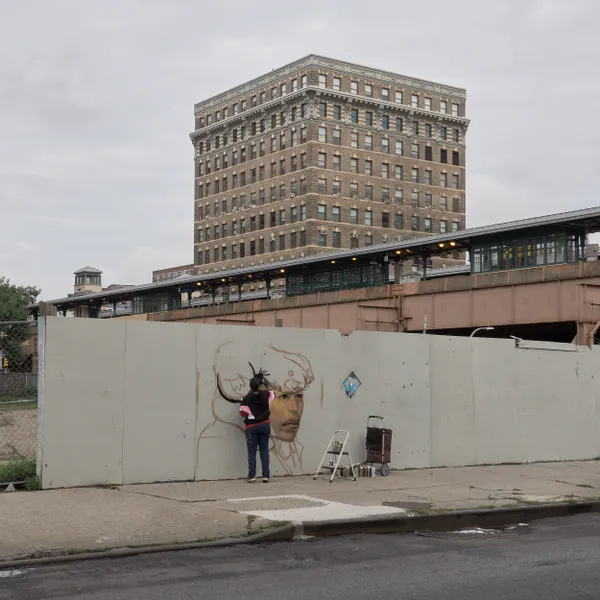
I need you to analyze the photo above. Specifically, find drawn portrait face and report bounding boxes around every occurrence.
[269,388,304,442]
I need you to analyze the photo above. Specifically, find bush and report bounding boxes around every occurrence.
[0,458,36,483]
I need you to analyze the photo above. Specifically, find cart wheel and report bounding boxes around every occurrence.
[380,463,390,477]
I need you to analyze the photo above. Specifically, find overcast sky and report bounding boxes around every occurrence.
[1,0,598,300]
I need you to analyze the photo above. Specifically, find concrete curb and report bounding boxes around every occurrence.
[0,524,296,569]
[300,500,600,538]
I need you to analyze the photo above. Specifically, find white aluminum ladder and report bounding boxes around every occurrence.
[313,430,357,483]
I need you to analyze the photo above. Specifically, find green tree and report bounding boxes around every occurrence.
[0,278,41,373]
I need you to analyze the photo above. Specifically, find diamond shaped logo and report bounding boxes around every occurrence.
[342,371,362,398]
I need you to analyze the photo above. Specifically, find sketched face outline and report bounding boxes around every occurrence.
[214,344,314,443]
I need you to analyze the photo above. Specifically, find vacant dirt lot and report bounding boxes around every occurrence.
[0,405,37,461]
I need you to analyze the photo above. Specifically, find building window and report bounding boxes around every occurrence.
[381,138,389,153]
[382,162,389,178]
[350,158,358,174]
[279,183,286,199]
[365,184,373,200]
[319,127,327,143]
[292,78,298,91]
[440,126,447,141]
[301,126,307,143]
[204,249,210,264]
[281,82,287,96]
[290,231,297,248]
[364,209,373,226]
[333,104,342,120]
[394,213,403,229]
[280,133,286,149]
[412,190,419,207]
[452,128,460,143]
[411,216,419,231]
[279,234,286,251]
[452,102,459,116]
[301,103,308,118]
[300,230,307,245]
[395,118,403,133]
[351,81,358,95]
[424,170,432,185]
[365,234,373,246]
[317,202,326,219]
[425,193,432,207]
[425,123,432,137]
[318,152,327,168]
[425,146,433,161]
[291,106,298,122]
[441,173,448,187]
[365,111,373,126]
[214,247,220,262]
[269,238,275,252]
[382,212,390,228]
[301,205,307,220]
[365,83,373,97]
[365,160,372,176]
[453,197,461,212]
[318,178,327,194]
[440,219,447,233]
[271,137,276,152]
[395,165,403,180]
[350,183,358,199]
[395,90,403,104]
[381,87,389,101]
[332,180,341,195]
[290,206,298,222]
[319,102,327,118]
[440,100,447,114]
[351,132,359,148]
[411,143,419,159]
[382,115,390,129]
[395,140,403,156]
[440,148,448,164]
[301,75,308,88]
[351,108,359,123]
[333,155,341,171]
[279,208,286,225]
[333,129,341,145]
[452,221,459,232]
[440,196,448,211]
[332,231,341,248]
[318,74,327,88]
[333,76,341,91]
[411,93,419,107]
[413,120,419,136]
[452,150,460,166]
[452,174,460,189]
[270,114,276,129]
[318,232,327,246]
[332,206,341,222]
[350,208,358,224]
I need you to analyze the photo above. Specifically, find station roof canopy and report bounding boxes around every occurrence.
[30,205,600,311]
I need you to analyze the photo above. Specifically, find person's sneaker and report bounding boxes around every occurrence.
[262,478,269,483]
[245,477,256,483]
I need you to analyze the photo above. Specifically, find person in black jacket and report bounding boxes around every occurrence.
[240,376,275,483]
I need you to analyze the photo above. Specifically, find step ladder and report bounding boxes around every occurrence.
[313,430,357,483]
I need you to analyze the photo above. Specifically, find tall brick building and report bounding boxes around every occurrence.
[191,55,469,280]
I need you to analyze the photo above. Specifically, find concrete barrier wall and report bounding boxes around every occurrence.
[38,317,600,489]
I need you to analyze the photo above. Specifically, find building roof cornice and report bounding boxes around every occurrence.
[193,55,467,115]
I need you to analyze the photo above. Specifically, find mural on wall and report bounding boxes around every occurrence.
[198,342,315,474]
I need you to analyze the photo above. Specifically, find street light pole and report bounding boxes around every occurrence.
[470,326,495,338]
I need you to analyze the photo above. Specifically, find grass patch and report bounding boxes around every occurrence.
[0,387,37,403]
[0,458,36,484]
[243,521,290,537]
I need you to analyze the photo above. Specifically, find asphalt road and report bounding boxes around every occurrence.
[3,514,600,600]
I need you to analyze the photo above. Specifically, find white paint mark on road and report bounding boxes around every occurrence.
[0,569,29,578]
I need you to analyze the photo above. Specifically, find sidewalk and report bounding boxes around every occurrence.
[1,460,599,562]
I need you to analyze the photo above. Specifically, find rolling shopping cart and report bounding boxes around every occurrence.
[365,415,392,476]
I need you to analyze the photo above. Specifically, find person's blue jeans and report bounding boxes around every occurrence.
[246,422,271,479]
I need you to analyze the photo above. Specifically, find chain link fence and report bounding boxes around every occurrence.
[0,321,37,463]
